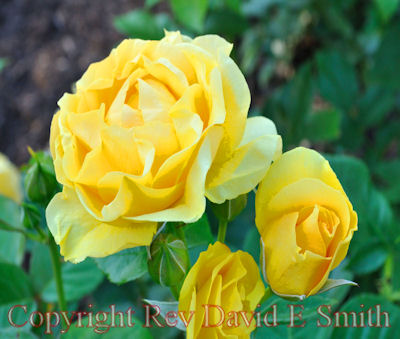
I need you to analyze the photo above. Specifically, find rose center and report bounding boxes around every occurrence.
[295,205,340,257]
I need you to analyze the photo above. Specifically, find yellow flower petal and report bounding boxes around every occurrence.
[144,57,189,98]
[216,50,251,149]
[193,34,233,57]
[76,54,116,90]
[179,242,264,338]
[261,212,331,297]
[266,178,351,241]
[129,126,223,223]
[256,147,358,298]
[206,116,282,203]
[0,153,22,203]
[67,105,105,149]
[256,147,347,208]
[48,32,280,262]
[46,187,156,263]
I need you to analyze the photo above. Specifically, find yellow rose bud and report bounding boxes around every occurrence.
[0,153,22,203]
[255,147,357,299]
[178,242,265,338]
[46,31,281,263]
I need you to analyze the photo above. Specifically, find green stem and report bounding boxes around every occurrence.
[259,286,273,304]
[32,222,48,241]
[48,236,66,311]
[217,220,228,243]
[0,219,44,242]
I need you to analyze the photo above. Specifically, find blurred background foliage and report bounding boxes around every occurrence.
[0,0,399,338]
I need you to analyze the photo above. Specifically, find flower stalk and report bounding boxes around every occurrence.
[48,235,67,311]
[217,220,228,243]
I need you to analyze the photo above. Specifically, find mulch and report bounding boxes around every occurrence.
[0,0,141,165]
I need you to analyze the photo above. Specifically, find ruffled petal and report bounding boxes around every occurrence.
[128,125,223,223]
[256,147,351,217]
[261,212,331,297]
[193,34,233,57]
[263,178,351,240]
[206,116,282,203]
[46,187,157,263]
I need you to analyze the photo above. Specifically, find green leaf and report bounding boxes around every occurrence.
[42,259,104,302]
[95,247,148,284]
[0,301,36,329]
[183,214,213,249]
[331,294,400,337]
[62,314,153,338]
[280,63,313,144]
[0,195,22,228]
[374,0,399,22]
[145,0,162,8]
[325,155,371,224]
[324,155,374,257]
[143,299,185,331]
[305,109,341,142]
[366,188,394,241]
[366,23,400,89]
[210,194,247,223]
[114,10,174,39]
[0,262,33,305]
[204,9,248,39]
[347,240,388,275]
[316,50,359,111]
[29,242,53,294]
[0,263,36,333]
[0,328,37,339]
[390,249,400,291]
[242,0,285,17]
[254,324,332,339]
[170,0,209,32]
[257,61,275,87]
[224,0,241,12]
[0,195,25,265]
[317,1,354,39]
[374,160,400,204]
[239,31,261,75]
[358,87,395,127]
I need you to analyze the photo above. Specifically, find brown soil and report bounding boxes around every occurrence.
[0,0,143,165]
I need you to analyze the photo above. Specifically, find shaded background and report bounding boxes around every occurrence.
[0,0,140,164]
[0,0,400,338]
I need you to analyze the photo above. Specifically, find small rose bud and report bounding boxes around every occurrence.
[21,202,41,229]
[24,150,60,206]
[147,232,190,292]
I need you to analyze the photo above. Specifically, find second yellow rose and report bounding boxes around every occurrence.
[256,147,357,299]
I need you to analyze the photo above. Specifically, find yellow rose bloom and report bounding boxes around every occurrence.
[255,147,357,299]
[0,153,22,203]
[178,242,265,338]
[46,31,281,263]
